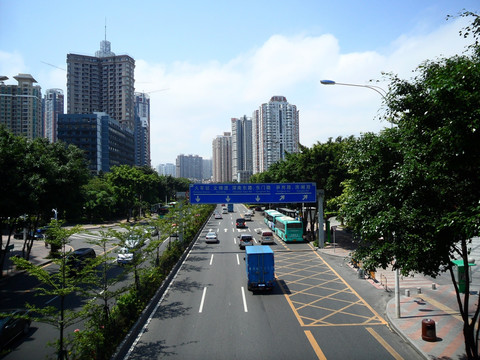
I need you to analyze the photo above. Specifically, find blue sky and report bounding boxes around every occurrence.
[1,0,478,166]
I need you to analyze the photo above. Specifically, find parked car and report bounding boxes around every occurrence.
[205,231,218,244]
[66,248,96,274]
[236,218,246,228]
[0,309,31,350]
[238,234,254,249]
[117,247,135,265]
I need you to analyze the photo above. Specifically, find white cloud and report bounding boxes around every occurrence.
[1,17,471,167]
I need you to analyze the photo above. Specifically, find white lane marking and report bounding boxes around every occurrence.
[236,253,240,265]
[199,287,207,313]
[234,237,237,245]
[210,254,214,265]
[241,286,248,312]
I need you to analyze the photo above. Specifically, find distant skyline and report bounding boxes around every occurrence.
[1,1,478,166]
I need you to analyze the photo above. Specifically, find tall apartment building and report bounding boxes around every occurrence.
[253,96,299,173]
[212,132,232,182]
[134,92,151,167]
[231,116,253,182]
[0,74,42,140]
[43,89,64,143]
[176,154,203,181]
[157,163,176,177]
[202,158,212,181]
[66,39,135,129]
[57,112,134,173]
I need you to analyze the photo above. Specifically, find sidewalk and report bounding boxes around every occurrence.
[319,223,469,360]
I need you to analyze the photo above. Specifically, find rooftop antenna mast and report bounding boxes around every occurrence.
[105,17,107,42]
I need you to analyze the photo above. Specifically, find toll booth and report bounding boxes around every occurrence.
[452,259,476,293]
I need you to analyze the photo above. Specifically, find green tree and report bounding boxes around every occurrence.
[12,221,92,360]
[340,12,480,359]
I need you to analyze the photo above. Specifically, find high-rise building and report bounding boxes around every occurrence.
[57,112,134,173]
[253,96,299,173]
[202,158,212,182]
[66,39,135,129]
[0,74,42,140]
[134,92,150,167]
[157,163,176,177]
[43,89,64,143]
[212,132,232,182]
[176,154,203,181]
[231,116,253,182]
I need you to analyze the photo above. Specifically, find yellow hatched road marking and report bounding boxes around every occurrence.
[366,327,403,360]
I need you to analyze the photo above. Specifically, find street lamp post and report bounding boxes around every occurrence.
[320,80,387,98]
[321,79,400,318]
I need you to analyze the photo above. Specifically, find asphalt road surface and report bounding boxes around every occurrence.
[123,205,421,360]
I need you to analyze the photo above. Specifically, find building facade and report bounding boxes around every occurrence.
[253,96,299,173]
[66,39,135,129]
[0,74,43,140]
[134,92,151,167]
[212,132,232,182]
[157,163,176,177]
[57,112,134,173]
[43,89,64,143]
[176,154,203,181]
[231,116,253,182]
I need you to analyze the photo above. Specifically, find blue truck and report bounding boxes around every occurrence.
[245,245,275,291]
[227,203,234,212]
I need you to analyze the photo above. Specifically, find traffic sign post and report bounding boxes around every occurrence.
[189,182,317,204]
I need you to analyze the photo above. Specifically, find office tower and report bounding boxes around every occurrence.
[0,74,42,140]
[66,39,135,129]
[212,132,232,182]
[43,89,64,143]
[57,112,134,173]
[253,96,299,173]
[134,92,151,167]
[231,116,253,182]
[176,154,203,181]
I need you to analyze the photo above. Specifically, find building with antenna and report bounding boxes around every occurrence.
[66,37,135,129]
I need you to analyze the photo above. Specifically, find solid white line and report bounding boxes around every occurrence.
[210,254,214,265]
[241,286,248,312]
[236,253,240,265]
[199,287,207,313]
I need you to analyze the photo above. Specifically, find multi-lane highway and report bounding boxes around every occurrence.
[123,204,422,360]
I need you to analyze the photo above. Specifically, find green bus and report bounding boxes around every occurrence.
[264,209,283,230]
[275,216,303,243]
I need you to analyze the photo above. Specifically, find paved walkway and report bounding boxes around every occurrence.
[319,221,472,360]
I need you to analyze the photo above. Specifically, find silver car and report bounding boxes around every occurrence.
[205,231,218,243]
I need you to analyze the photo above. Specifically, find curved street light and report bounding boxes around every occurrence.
[320,79,386,99]
[320,78,400,317]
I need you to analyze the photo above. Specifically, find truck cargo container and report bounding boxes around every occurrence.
[245,246,275,291]
[228,203,234,212]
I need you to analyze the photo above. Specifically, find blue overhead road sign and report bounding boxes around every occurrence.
[189,182,317,204]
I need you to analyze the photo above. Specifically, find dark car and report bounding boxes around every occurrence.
[238,234,254,249]
[66,248,96,274]
[0,310,31,350]
[236,218,246,228]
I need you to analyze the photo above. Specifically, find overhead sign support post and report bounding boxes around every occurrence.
[317,189,325,249]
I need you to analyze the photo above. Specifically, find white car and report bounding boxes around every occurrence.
[205,231,218,243]
[214,212,222,219]
[117,247,134,265]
